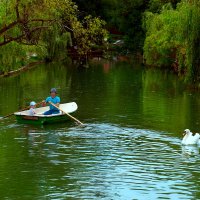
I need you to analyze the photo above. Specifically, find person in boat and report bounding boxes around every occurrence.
[29,101,36,116]
[42,88,60,115]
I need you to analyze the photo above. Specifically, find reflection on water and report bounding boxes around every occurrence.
[182,145,199,156]
[1,61,200,133]
[1,61,200,199]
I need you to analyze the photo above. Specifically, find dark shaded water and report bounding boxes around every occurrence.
[1,60,200,199]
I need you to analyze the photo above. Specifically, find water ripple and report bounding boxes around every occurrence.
[1,123,200,200]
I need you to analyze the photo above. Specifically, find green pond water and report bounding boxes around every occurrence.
[1,60,200,200]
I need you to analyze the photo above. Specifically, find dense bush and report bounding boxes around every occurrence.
[143,0,200,82]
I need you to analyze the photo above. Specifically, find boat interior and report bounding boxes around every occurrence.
[14,103,78,117]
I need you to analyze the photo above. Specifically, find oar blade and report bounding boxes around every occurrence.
[59,102,78,114]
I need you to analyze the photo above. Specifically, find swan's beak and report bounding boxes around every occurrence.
[183,131,186,136]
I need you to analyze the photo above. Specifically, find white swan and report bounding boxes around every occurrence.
[198,139,200,146]
[181,129,200,145]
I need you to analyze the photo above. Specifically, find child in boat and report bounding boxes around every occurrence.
[42,88,60,115]
[29,101,36,116]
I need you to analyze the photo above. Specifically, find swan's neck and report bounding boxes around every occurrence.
[184,132,191,140]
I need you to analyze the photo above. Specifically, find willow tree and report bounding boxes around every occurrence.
[143,0,200,82]
[0,0,107,72]
[180,0,200,82]
[0,0,71,72]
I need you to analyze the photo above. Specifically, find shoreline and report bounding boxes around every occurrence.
[0,61,45,78]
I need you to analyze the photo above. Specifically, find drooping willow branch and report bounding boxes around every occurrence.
[0,26,49,46]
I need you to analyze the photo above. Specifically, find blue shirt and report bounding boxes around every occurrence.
[45,96,60,111]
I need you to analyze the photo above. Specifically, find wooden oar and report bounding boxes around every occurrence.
[1,101,43,119]
[49,101,84,126]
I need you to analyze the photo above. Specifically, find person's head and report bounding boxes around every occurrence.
[30,101,36,108]
[50,88,57,98]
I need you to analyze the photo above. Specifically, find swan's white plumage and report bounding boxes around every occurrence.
[198,139,200,146]
[181,129,200,145]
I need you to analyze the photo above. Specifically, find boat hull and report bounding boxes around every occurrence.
[14,102,78,125]
[15,114,70,125]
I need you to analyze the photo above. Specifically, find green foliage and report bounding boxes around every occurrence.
[143,4,180,66]
[73,0,181,52]
[73,0,147,51]
[0,42,25,73]
[71,15,107,55]
[42,25,72,61]
[148,0,181,12]
[143,0,200,82]
[0,42,44,73]
[0,0,107,72]
[2,0,199,84]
